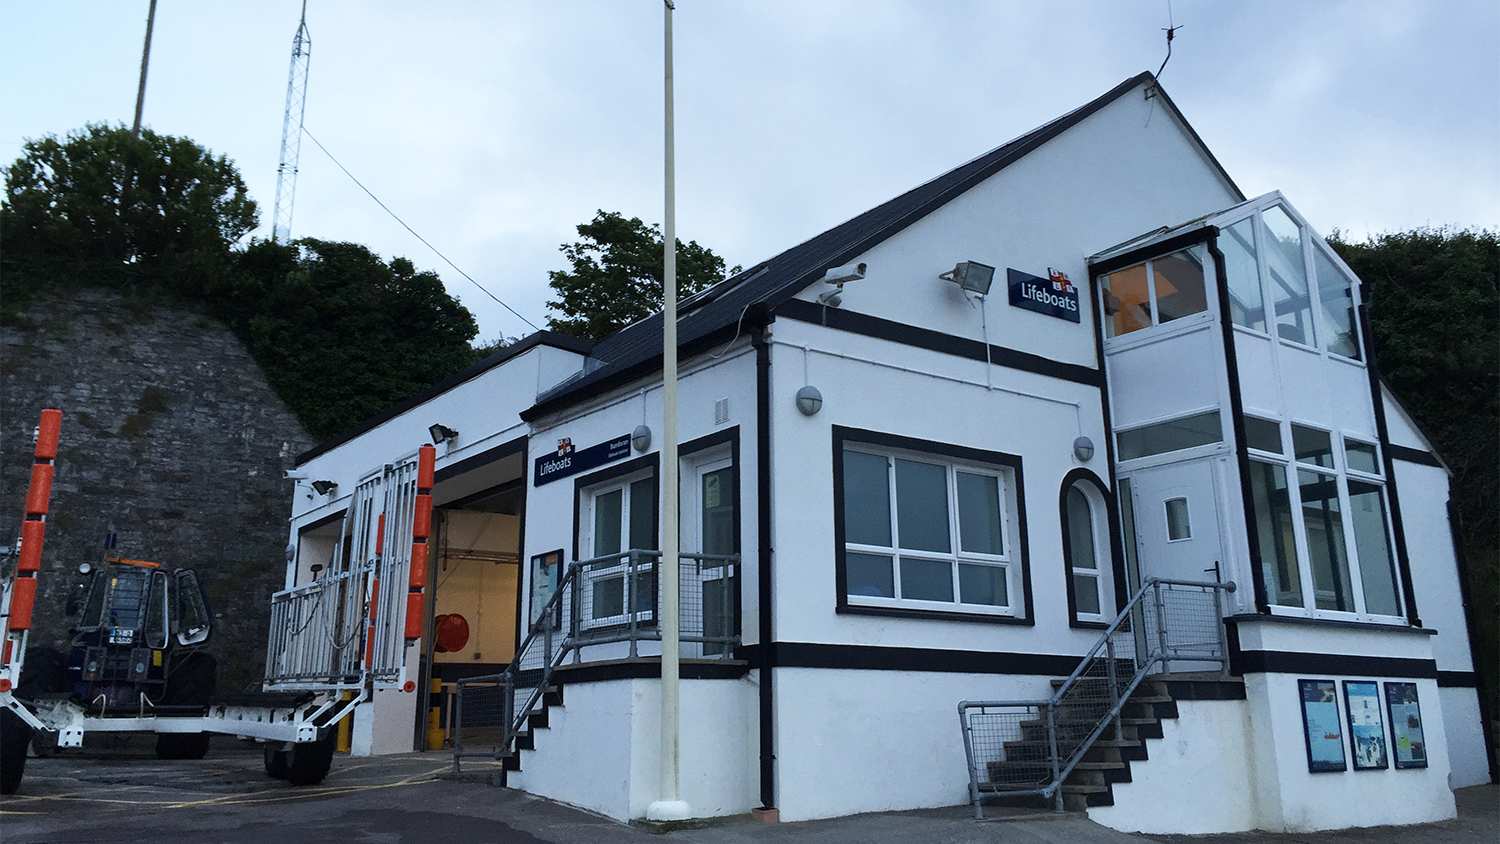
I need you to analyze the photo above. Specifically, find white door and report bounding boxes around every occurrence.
[1122,459,1227,587]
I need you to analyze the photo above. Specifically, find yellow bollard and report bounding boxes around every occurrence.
[426,678,445,750]
[336,690,353,753]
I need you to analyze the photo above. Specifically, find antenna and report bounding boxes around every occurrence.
[273,1,312,243]
[1157,0,1183,79]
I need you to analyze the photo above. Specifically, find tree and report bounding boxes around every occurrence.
[545,210,739,343]
[229,239,480,441]
[1329,226,1498,756]
[2,124,256,285]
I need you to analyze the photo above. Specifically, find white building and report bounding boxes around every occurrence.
[278,73,1490,833]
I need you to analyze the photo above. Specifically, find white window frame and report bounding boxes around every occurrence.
[682,448,736,656]
[579,469,656,632]
[841,445,1018,617]
[1064,481,1110,625]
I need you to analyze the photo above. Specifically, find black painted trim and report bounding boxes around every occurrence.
[1359,300,1420,626]
[1090,226,1217,278]
[439,477,524,512]
[1059,468,1122,628]
[1447,497,1498,783]
[1224,612,1435,635]
[1235,649,1438,679]
[776,298,1104,388]
[738,642,1082,676]
[433,435,527,484]
[1209,236,1269,614]
[513,438,529,664]
[1162,678,1247,701]
[752,326,775,810]
[1388,444,1443,468]
[831,426,1034,625]
[569,452,660,563]
[297,508,347,533]
[552,659,750,684]
[680,427,743,652]
[1087,266,1132,609]
[1437,671,1480,689]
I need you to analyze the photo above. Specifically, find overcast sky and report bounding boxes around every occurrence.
[3,1,1496,342]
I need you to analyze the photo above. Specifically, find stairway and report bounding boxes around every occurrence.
[499,685,564,776]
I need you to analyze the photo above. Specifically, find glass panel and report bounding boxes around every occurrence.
[593,489,622,557]
[631,569,656,614]
[895,459,951,553]
[592,575,624,619]
[960,563,1008,607]
[1250,461,1302,607]
[900,557,954,602]
[146,571,169,649]
[629,478,656,551]
[1073,572,1101,615]
[1345,439,1380,475]
[843,450,892,547]
[1103,263,1151,337]
[108,567,151,630]
[1314,247,1361,359]
[81,572,107,629]
[1292,425,1334,468]
[174,570,212,645]
[702,577,733,655]
[1299,469,1354,612]
[957,472,1004,555]
[1243,416,1283,453]
[701,467,734,556]
[1348,479,1400,616]
[1066,487,1097,570]
[1116,411,1222,460]
[1153,247,1209,323]
[1222,217,1266,331]
[1166,497,1192,540]
[846,552,895,598]
[1262,206,1316,346]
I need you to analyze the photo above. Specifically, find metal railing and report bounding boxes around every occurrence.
[454,549,739,769]
[959,576,1235,817]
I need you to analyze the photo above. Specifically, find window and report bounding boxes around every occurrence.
[1115,410,1223,461]
[838,437,1021,618]
[1165,498,1192,541]
[1245,420,1403,619]
[684,450,737,656]
[1101,245,1210,338]
[1219,205,1363,360]
[580,471,657,629]
[1062,478,1112,624]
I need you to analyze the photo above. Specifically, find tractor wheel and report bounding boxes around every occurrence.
[264,744,290,780]
[286,732,336,786]
[0,709,32,795]
[155,652,217,760]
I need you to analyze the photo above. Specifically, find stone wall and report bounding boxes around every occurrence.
[1,289,314,692]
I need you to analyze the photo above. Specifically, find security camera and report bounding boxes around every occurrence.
[820,263,866,285]
[284,470,308,481]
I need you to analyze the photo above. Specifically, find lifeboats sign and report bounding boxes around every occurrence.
[534,434,632,486]
[1008,267,1081,323]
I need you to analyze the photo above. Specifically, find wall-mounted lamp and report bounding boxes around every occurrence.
[310,480,338,496]
[795,385,824,416]
[940,261,996,296]
[632,424,652,452]
[817,262,866,308]
[429,423,459,445]
[1073,436,1095,462]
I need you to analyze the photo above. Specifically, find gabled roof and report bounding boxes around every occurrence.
[523,72,1240,421]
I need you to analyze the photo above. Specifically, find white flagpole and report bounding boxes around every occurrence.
[647,0,689,823]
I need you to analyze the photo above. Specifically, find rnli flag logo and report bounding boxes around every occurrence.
[557,438,574,457]
[1048,268,1074,293]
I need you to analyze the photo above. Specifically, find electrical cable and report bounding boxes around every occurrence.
[301,126,541,333]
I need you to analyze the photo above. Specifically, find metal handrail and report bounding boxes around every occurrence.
[454,549,741,770]
[960,575,1235,817]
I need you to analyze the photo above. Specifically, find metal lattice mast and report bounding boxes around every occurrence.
[272,2,311,243]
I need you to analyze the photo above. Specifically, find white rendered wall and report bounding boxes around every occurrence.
[1087,699,1257,834]
[1243,672,1456,831]
[773,668,1055,821]
[1438,687,1490,788]
[507,677,756,820]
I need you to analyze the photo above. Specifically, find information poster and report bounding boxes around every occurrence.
[530,550,563,626]
[1343,681,1389,770]
[1299,679,1347,772]
[1385,682,1428,769]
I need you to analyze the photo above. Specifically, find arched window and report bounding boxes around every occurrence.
[1061,474,1113,626]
